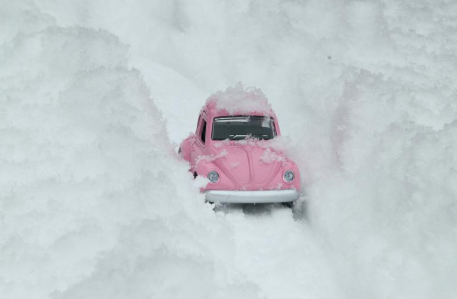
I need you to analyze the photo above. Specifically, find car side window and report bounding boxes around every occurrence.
[201,119,207,144]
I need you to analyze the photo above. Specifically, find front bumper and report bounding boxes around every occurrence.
[205,189,299,204]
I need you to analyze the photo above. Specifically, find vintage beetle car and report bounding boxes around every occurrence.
[179,87,300,204]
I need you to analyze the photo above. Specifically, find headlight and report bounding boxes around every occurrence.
[283,170,295,183]
[207,171,219,183]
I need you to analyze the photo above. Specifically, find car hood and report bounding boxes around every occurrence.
[209,145,291,189]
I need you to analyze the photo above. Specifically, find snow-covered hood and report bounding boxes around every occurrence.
[199,144,300,191]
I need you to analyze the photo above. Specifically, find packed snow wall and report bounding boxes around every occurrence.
[2,1,457,299]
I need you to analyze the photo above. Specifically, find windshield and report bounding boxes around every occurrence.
[211,116,276,140]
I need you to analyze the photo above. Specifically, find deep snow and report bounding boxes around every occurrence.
[1,1,457,299]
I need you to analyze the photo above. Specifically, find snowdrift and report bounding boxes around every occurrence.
[0,4,250,299]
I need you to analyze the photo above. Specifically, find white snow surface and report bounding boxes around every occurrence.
[1,1,457,299]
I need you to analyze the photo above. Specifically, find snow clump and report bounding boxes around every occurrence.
[260,148,288,166]
[206,83,273,116]
[195,149,228,166]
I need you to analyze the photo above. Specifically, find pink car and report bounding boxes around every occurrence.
[179,86,300,204]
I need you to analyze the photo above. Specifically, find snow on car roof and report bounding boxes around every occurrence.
[205,83,275,116]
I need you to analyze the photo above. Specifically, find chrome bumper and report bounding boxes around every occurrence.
[205,190,299,204]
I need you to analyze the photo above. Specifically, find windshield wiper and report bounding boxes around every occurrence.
[229,134,248,140]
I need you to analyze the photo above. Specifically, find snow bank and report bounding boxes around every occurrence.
[288,3,457,298]
[308,73,457,298]
[0,4,249,299]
